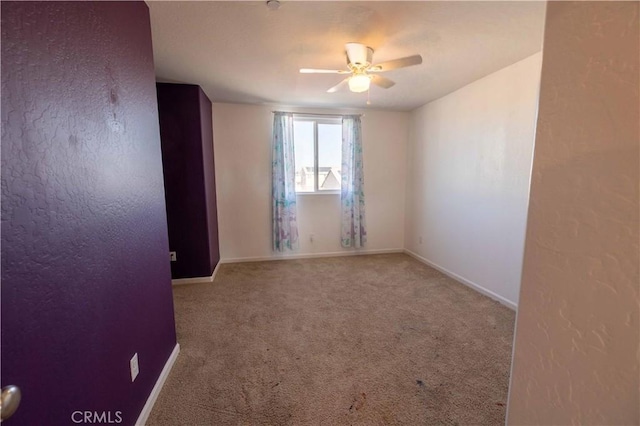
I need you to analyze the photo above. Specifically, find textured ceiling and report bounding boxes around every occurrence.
[147,1,545,111]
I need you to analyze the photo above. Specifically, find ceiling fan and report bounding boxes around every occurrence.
[300,42,423,93]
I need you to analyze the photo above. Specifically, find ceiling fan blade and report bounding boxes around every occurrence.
[300,68,350,74]
[327,78,349,93]
[371,75,395,89]
[370,55,423,72]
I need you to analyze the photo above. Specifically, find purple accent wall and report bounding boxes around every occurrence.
[1,2,177,425]
[156,83,220,279]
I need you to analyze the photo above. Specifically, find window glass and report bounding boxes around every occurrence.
[318,123,342,191]
[293,118,341,193]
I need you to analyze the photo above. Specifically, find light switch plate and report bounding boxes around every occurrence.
[130,353,139,382]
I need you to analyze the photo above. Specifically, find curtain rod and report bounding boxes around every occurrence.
[271,111,364,117]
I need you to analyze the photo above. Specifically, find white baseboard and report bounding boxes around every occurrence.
[404,249,517,311]
[171,261,221,286]
[135,343,180,426]
[220,248,404,264]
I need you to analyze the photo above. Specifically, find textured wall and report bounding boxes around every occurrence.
[157,83,219,278]
[1,2,177,425]
[405,53,542,308]
[508,2,639,424]
[212,103,408,261]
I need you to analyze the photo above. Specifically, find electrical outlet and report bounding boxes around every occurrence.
[170,251,177,262]
[309,234,315,243]
[130,353,139,382]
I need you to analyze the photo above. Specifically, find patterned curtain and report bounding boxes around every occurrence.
[272,112,299,252]
[341,115,367,248]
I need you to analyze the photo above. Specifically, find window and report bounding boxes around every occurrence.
[293,117,342,193]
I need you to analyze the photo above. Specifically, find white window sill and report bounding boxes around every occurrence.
[296,191,341,196]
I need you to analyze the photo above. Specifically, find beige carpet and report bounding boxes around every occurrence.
[148,253,515,425]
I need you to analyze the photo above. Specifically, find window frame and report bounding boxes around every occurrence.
[293,116,342,195]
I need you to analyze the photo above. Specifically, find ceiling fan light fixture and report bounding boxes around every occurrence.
[348,74,371,93]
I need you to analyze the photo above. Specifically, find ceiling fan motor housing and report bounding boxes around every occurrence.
[345,43,373,69]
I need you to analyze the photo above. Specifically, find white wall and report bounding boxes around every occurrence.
[508,2,639,423]
[212,103,408,261]
[405,52,542,308]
